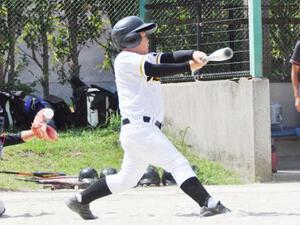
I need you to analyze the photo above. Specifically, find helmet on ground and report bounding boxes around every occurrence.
[78,167,98,181]
[161,170,176,186]
[111,15,157,50]
[99,167,118,178]
[137,165,160,187]
[0,199,5,217]
[191,165,199,174]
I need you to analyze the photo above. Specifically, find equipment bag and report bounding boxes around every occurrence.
[24,95,51,119]
[44,95,73,129]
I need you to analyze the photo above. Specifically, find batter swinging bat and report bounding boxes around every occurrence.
[0,170,66,178]
[204,47,233,62]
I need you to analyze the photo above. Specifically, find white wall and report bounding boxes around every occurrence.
[162,78,271,181]
[17,42,115,103]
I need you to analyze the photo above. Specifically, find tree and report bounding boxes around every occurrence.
[0,0,31,86]
[52,0,108,87]
[20,0,58,96]
[268,0,300,81]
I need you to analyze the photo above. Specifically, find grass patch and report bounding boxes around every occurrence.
[0,117,240,190]
[168,130,241,185]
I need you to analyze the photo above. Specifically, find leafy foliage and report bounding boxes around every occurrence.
[0,124,240,190]
[267,0,300,81]
[51,0,109,84]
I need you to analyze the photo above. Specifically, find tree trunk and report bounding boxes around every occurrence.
[65,0,80,79]
[0,60,4,84]
[7,4,16,83]
[262,0,271,76]
[40,13,49,97]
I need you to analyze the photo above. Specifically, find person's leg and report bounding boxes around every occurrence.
[79,151,148,203]
[66,125,148,220]
[146,128,230,216]
[66,151,147,219]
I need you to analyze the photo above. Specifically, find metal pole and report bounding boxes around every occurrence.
[196,3,202,51]
[248,0,263,77]
[139,0,148,20]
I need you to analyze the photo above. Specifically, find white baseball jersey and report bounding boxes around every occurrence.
[106,50,196,194]
[114,51,164,123]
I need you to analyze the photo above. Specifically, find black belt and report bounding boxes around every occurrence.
[122,116,162,129]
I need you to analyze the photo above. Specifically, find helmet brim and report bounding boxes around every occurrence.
[131,22,157,34]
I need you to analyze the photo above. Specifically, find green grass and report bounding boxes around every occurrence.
[0,116,240,190]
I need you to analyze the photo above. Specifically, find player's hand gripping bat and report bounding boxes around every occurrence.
[0,170,66,178]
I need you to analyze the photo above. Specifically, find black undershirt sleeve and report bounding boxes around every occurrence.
[160,50,194,63]
[144,61,191,77]
[2,133,24,147]
[290,40,300,66]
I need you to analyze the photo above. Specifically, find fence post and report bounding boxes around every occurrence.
[139,0,149,20]
[248,0,263,77]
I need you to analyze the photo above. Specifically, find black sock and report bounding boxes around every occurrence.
[180,177,210,207]
[80,177,112,204]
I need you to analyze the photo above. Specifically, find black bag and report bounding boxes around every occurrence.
[0,91,28,129]
[69,76,119,127]
[44,95,73,129]
[0,91,10,129]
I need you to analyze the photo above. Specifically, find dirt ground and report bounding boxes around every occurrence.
[1,182,300,225]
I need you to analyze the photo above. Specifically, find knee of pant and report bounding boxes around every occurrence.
[168,160,196,186]
[166,155,190,172]
[107,173,140,193]
[120,175,140,189]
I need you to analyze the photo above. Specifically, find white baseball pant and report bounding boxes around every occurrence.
[106,122,196,194]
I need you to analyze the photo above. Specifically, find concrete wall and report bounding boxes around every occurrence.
[162,78,272,181]
[270,82,300,127]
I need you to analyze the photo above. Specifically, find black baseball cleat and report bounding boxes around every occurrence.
[199,201,231,217]
[65,196,97,220]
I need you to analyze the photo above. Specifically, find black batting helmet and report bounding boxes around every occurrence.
[161,170,176,186]
[78,167,98,181]
[111,16,157,50]
[99,167,118,178]
[137,165,160,187]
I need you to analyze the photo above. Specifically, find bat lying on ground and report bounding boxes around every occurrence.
[0,170,66,178]
[17,177,92,190]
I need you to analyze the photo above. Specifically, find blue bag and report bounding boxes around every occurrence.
[24,96,50,118]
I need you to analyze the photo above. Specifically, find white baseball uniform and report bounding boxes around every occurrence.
[106,51,196,193]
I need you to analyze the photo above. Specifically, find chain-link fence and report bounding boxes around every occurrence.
[146,0,300,83]
[0,0,299,97]
[0,0,139,97]
[146,0,250,82]
[262,0,300,82]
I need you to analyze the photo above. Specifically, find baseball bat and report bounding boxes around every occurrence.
[204,47,233,62]
[17,177,90,190]
[0,170,66,178]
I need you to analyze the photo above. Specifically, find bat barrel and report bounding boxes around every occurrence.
[206,47,234,62]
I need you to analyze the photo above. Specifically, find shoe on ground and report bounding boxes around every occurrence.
[65,196,96,220]
[200,201,231,217]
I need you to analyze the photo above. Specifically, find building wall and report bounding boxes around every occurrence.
[17,42,115,103]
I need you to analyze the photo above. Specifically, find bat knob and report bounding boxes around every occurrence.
[224,48,233,58]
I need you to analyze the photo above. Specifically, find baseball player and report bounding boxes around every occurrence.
[0,107,58,216]
[66,15,230,220]
[291,40,300,112]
